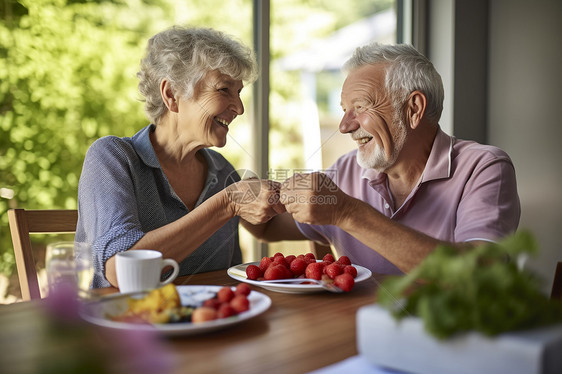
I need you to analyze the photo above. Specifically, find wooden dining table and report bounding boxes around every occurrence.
[0,269,388,374]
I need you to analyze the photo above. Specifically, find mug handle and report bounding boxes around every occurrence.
[159,258,180,286]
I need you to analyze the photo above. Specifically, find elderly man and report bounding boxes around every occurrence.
[245,43,520,275]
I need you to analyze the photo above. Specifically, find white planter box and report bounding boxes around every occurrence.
[357,305,562,374]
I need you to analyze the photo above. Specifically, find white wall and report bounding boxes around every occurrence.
[488,0,562,291]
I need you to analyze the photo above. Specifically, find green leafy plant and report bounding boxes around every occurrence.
[378,231,562,339]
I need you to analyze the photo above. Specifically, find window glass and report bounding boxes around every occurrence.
[270,0,396,170]
[265,0,397,258]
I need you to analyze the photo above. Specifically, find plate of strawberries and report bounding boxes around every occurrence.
[227,252,372,294]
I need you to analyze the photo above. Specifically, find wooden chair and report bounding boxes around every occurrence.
[7,208,78,300]
[551,261,562,301]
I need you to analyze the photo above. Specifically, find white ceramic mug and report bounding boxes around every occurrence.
[116,250,180,293]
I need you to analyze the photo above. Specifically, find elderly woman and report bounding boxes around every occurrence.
[76,26,282,288]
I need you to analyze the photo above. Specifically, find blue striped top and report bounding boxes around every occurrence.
[76,124,241,288]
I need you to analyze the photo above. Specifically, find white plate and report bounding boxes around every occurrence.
[80,285,271,336]
[227,261,372,294]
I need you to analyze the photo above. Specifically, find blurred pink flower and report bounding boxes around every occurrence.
[41,281,174,374]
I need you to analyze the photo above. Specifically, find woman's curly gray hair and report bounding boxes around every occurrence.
[137,26,258,125]
[343,43,444,124]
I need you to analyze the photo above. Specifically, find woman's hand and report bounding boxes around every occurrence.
[226,179,286,224]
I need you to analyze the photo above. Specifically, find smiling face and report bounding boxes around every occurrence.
[339,64,407,172]
[178,69,245,148]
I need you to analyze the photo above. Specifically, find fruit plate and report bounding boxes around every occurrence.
[227,261,372,294]
[80,285,271,336]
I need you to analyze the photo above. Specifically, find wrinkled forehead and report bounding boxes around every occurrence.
[341,64,387,103]
[192,69,244,98]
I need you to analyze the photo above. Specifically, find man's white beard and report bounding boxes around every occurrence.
[356,115,407,172]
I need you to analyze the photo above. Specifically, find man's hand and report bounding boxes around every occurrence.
[280,172,350,226]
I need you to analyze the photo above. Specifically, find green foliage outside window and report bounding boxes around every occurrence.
[1,0,175,277]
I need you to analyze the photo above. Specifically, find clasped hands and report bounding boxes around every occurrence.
[227,172,347,226]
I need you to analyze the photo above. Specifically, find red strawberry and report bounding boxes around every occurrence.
[322,253,335,263]
[217,303,237,318]
[305,262,324,280]
[290,257,307,277]
[246,264,262,280]
[304,252,316,264]
[259,256,273,272]
[230,295,250,313]
[273,252,284,258]
[264,264,288,280]
[235,282,251,296]
[282,265,293,279]
[217,286,235,303]
[325,262,344,280]
[334,273,355,292]
[285,254,296,266]
[202,297,221,310]
[343,265,358,278]
[273,255,288,267]
[337,255,352,266]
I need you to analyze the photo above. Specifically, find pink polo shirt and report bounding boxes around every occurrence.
[296,128,521,275]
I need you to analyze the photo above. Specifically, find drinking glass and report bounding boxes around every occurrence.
[45,241,93,297]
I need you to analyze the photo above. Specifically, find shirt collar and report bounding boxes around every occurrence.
[131,124,228,177]
[420,127,453,183]
[361,126,453,184]
[132,124,160,168]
